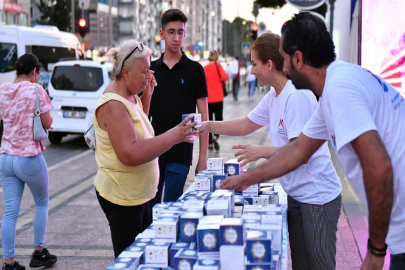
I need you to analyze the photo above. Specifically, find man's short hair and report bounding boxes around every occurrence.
[281,12,336,68]
[161,9,188,30]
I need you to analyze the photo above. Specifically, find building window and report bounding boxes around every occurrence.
[10,13,18,25]
[0,11,6,25]
[20,13,28,26]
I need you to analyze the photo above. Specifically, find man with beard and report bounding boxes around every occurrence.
[220,12,405,270]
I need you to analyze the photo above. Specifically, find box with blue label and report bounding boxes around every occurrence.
[135,229,155,240]
[197,223,221,256]
[173,249,198,270]
[224,159,243,176]
[260,224,282,253]
[246,230,273,263]
[180,212,203,243]
[157,211,181,220]
[169,242,196,268]
[212,175,226,191]
[219,218,246,246]
[193,258,220,270]
[107,257,141,270]
[144,241,170,268]
[182,113,201,136]
[245,262,271,270]
[136,265,160,270]
[134,238,154,245]
[154,217,179,243]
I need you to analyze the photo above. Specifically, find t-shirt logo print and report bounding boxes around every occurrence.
[181,79,184,84]
[331,134,336,147]
[277,119,286,135]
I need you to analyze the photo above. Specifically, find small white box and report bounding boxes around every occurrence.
[261,205,282,212]
[135,229,155,240]
[206,199,229,218]
[152,203,169,221]
[199,215,224,225]
[244,219,261,230]
[144,241,170,267]
[261,214,282,225]
[253,195,270,206]
[243,205,262,212]
[220,245,245,270]
[107,257,141,270]
[241,213,262,222]
[243,184,259,196]
[154,217,178,243]
[207,158,224,171]
[182,200,205,212]
[195,176,212,192]
[260,224,282,253]
[262,191,279,204]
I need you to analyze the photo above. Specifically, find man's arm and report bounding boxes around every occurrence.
[196,97,208,174]
[220,133,325,191]
[201,117,262,137]
[351,130,393,249]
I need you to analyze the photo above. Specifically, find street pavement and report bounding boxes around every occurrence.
[0,85,383,269]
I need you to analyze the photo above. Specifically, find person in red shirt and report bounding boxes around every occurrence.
[203,50,228,150]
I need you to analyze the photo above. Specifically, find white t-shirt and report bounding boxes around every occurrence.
[248,80,341,205]
[246,65,256,82]
[302,60,405,254]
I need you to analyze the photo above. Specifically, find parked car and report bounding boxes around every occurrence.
[47,60,112,144]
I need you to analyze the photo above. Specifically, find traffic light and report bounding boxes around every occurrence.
[251,22,258,41]
[78,18,87,39]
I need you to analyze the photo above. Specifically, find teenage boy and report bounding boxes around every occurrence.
[149,9,208,206]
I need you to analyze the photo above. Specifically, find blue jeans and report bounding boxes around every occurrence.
[149,161,190,208]
[248,80,256,97]
[391,253,405,270]
[0,153,49,260]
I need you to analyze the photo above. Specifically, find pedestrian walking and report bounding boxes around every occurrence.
[203,50,228,151]
[229,57,241,101]
[0,54,57,270]
[221,12,405,270]
[199,32,342,270]
[148,9,208,207]
[245,62,257,100]
[94,40,197,258]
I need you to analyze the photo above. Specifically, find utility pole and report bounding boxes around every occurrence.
[71,0,75,33]
[108,0,112,45]
[329,0,336,39]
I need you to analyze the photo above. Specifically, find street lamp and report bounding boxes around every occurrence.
[242,20,246,25]
[210,11,216,17]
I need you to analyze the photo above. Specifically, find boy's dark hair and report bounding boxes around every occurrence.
[161,9,188,30]
[15,53,41,76]
[281,12,336,68]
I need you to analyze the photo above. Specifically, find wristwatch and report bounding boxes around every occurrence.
[367,239,387,257]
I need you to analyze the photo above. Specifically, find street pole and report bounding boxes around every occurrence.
[71,0,75,33]
[108,0,112,46]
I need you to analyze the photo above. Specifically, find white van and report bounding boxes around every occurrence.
[47,60,112,144]
[0,25,83,87]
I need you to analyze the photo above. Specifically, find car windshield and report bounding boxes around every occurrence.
[0,43,18,73]
[51,66,103,91]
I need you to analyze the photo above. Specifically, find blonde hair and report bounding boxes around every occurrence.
[208,50,219,62]
[106,40,152,80]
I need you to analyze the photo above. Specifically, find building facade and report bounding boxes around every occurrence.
[0,0,30,26]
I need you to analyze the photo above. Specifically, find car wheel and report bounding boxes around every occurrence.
[48,132,63,144]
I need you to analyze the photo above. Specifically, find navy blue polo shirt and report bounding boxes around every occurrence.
[149,52,208,165]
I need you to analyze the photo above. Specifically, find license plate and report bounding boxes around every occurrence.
[63,110,86,119]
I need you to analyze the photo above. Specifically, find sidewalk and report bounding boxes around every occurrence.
[0,86,372,269]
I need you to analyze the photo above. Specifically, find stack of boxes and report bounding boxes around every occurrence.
[106,157,285,270]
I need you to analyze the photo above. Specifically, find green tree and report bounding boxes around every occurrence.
[36,0,82,32]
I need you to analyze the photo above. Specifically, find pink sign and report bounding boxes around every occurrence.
[361,0,405,96]
[3,1,23,13]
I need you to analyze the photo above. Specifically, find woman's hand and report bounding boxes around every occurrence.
[143,70,157,98]
[197,121,209,135]
[167,115,199,144]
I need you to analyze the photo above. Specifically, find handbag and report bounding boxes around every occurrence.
[215,62,228,97]
[84,112,96,151]
[33,84,49,141]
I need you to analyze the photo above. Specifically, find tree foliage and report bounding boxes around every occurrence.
[254,0,287,9]
[36,0,82,32]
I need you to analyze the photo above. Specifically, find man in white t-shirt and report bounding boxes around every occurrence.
[220,12,405,270]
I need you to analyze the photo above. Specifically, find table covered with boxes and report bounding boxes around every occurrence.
[106,158,289,270]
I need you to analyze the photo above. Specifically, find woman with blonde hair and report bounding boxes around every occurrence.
[94,40,197,257]
[199,33,342,269]
[203,50,228,150]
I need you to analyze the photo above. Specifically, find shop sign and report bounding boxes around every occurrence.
[3,1,23,13]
